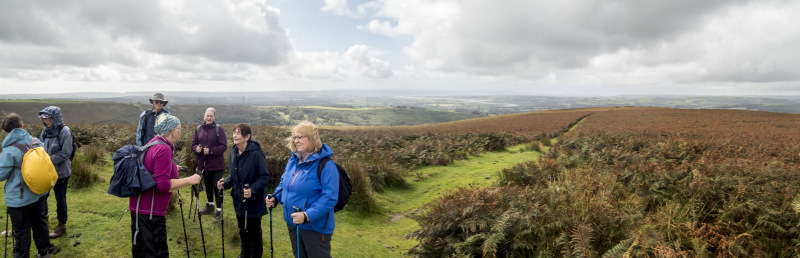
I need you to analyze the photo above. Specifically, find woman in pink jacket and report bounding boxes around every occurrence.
[129,114,201,257]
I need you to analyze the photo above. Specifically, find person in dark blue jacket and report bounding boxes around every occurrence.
[216,123,269,258]
[266,121,338,258]
[136,93,170,146]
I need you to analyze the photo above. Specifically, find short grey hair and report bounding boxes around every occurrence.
[205,107,216,115]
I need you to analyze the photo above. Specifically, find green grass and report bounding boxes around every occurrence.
[1,144,543,256]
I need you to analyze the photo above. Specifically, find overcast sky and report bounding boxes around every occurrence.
[1,0,799,96]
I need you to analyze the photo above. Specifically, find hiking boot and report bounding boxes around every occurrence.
[213,210,222,223]
[199,203,215,215]
[35,245,60,257]
[49,223,66,238]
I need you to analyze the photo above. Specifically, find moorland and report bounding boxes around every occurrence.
[0,102,799,256]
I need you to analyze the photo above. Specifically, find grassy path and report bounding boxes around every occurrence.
[0,144,544,257]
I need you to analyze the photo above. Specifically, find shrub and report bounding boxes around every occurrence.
[69,148,102,189]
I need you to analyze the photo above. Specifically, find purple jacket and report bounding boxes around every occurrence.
[191,122,228,172]
[129,136,177,216]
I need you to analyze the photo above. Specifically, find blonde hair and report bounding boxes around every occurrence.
[286,121,321,153]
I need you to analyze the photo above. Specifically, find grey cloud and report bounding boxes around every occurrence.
[0,0,293,71]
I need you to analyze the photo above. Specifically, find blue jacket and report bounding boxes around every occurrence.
[273,143,339,235]
[38,106,73,178]
[136,108,170,146]
[222,140,270,218]
[0,128,49,207]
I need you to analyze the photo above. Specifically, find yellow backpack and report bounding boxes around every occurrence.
[11,139,58,195]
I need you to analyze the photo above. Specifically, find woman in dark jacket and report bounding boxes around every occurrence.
[192,107,228,222]
[217,123,269,258]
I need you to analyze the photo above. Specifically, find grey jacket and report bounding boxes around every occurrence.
[38,106,73,178]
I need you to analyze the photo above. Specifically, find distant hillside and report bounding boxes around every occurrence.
[0,100,481,126]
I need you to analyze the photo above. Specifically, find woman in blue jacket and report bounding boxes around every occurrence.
[216,123,269,258]
[266,121,339,258]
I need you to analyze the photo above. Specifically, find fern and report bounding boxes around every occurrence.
[570,224,597,257]
[601,238,634,258]
[792,196,800,214]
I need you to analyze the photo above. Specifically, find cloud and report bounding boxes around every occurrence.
[357,0,800,88]
[284,45,393,81]
[0,0,293,73]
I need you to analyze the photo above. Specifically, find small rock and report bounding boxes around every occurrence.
[73,240,81,247]
[75,233,82,237]
[69,234,75,238]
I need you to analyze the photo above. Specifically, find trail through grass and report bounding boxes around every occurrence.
[0,144,544,256]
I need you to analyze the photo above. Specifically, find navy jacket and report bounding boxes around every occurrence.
[136,108,170,146]
[222,140,270,218]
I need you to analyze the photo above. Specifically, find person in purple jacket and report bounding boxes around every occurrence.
[192,107,228,222]
[266,121,338,258]
[130,113,201,258]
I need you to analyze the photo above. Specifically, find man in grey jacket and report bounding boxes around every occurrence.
[38,106,74,238]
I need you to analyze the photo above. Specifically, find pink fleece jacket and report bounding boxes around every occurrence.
[129,136,177,216]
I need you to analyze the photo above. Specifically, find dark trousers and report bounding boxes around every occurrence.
[202,170,224,208]
[236,215,263,258]
[287,225,332,258]
[130,213,168,258]
[44,177,69,224]
[8,196,55,258]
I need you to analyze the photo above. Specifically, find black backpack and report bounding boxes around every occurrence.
[317,157,352,212]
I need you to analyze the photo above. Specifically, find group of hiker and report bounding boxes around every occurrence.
[1,92,340,257]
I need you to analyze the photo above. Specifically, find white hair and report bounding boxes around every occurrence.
[205,107,216,115]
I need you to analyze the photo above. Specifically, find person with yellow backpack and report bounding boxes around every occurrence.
[0,113,61,257]
[38,106,74,239]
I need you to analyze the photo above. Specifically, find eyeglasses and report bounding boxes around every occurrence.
[291,135,306,140]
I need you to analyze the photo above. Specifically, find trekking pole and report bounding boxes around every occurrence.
[242,184,250,230]
[5,209,9,257]
[293,206,302,258]
[196,197,207,257]
[218,178,226,258]
[176,190,191,257]
[267,194,274,258]
[188,185,195,221]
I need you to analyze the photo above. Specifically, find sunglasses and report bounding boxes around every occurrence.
[153,100,164,104]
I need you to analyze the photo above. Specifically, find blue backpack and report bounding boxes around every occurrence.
[107,141,166,197]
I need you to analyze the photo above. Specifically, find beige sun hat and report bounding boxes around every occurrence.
[149,93,169,106]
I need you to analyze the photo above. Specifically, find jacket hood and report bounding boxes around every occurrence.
[39,106,64,128]
[233,139,262,154]
[2,128,32,148]
[291,143,334,164]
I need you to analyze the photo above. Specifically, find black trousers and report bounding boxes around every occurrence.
[8,195,55,258]
[202,170,224,208]
[130,213,168,258]
[236,215,263,258]
[287,225,332,258]
[43,177,70,224]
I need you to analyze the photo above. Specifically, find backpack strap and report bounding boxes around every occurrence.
[317,157,332,181]
[196,124,221,142]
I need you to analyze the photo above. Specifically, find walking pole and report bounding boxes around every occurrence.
[5,209,9,257]
[293,206,302,258]
[267,194,274,258]
[176,190,191,257]
[195,186,207,257]
[242,184,250,230]
[218,179,226,258]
